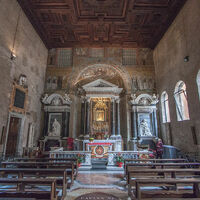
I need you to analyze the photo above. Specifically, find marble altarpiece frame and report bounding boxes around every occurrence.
[90,98,111,137]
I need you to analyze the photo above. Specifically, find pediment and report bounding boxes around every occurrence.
[82,79,123,95]
[83,79,117,89]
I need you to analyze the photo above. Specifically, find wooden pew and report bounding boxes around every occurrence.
[0,178,58,200]
[127,168,200,185]
[124,159,187,176]
[0,168,70,197]
[125,158,187,164]
[1,161,76,186]
[15,157,77,162]
[125,162,200,180]
[130,178,200,200]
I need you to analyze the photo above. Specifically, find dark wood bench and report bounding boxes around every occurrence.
[15,157,77,163]
[0,168,71,197]
[0,178,59,200]
[130,178,200,199]
[127,168,200,185]
[1,161,76,186]
[125,158,187,164]
[125,162,200,180]
[124,159,187,177]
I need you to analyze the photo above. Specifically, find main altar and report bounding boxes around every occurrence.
[80,79,123,158]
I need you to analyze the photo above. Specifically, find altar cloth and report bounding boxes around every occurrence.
[87,143,112,146]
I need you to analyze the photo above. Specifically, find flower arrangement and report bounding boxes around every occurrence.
[104,134,109,140]
[76,154,85,166]
[116,153,124,167]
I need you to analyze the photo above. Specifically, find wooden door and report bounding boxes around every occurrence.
[6,117,21,156]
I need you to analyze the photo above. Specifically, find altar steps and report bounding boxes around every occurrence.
[91,159,107,170]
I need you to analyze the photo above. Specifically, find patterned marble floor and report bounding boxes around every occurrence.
[66,171,129,200]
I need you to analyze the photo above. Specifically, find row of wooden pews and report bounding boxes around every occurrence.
[0,157,78,199]
[125,158,200,199]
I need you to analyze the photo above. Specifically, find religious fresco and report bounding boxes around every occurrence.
[45,47,155,95]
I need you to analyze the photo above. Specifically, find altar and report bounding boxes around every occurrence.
[83,139,122,158]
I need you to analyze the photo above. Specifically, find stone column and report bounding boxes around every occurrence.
[86,98,91,135]
[153,109,158,138]
[116,99,120,136]
[132,106,138,139]
[111,98,116,136]
[81,97,85,135]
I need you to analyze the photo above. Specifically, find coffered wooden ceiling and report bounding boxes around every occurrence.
[17,0,187,49]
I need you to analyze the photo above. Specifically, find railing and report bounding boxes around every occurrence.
[108,151,150,166]
[49,150,91,165]
[50,149,151,167]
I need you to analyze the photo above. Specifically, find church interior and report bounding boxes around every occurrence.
[0,0,200,199]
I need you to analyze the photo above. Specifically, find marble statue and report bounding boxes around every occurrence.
[42,93,49,104]
[139,119,152,137]
[49,118,61,137]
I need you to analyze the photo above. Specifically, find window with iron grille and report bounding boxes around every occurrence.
[122,48,137,65]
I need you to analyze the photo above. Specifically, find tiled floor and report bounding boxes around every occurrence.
[66,171,129,200]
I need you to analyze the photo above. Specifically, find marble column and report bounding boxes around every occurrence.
[112,98,116,136]
[132,107,138,139]
[81,97,85,135]
[116,99,120,136]
[86,98,91,135]
[151,110,155,136]
[153,109,158,138]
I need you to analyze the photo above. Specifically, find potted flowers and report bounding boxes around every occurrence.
[76,154,84,167]
[116,153,124,167]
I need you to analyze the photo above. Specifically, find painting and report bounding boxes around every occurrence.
[96,110,105,122]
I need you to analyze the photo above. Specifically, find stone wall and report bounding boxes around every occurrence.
[153,0,200,153]
[0,0,48,155]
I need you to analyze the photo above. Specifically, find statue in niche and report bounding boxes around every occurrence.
[139,119,152,137]
[132,76,138,91]
[49,118,61,137]
[51,77,57,90]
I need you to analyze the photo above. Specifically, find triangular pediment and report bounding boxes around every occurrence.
[83,79,118,88]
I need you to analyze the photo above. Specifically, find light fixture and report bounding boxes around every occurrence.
[184,56,189,62]
[10,8,22,61]
[10,52,16,60]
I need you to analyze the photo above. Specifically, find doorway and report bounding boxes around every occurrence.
[5,117,21,157]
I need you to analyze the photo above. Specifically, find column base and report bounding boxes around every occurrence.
[84,134,90,140]
[110,135,122,140]
[128,138,138,151]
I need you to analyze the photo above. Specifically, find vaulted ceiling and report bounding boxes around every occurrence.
[17,0,187,49]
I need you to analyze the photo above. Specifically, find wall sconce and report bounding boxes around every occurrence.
[184,56,189,62]
[10,52,16,60]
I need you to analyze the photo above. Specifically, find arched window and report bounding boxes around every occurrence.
[196,70,200,98]
[174,81,190,121]
[161,91,170,123]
